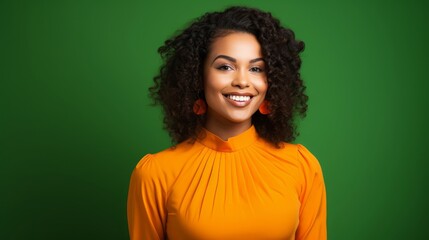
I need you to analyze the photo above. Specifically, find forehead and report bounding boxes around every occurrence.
[207,32,263,60]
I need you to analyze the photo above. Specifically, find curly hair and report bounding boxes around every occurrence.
[149,6,307,146]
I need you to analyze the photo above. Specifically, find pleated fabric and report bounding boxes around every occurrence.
[127,126,326,240]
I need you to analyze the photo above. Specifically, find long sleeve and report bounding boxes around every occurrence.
[127,154,167,240]
[295,145,327,240]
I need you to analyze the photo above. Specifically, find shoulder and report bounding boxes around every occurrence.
[285,143,323,172]
[131,154,162,183]
[256,139,323,173]
[293,144,323,175]
[132,139,201,179]
[273,143,325,195]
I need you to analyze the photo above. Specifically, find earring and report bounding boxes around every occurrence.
[259,100,270,115]
[193,99,207,115]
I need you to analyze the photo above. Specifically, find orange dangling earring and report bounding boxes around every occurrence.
[193,99,207,115]
[259,100,270,115]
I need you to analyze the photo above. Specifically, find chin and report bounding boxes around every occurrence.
[225,113,254,124]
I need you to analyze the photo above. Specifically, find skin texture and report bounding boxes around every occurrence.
[203,32,268,140]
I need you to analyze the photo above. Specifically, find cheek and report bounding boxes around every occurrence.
[254,78,268,96]
[204,71,228,94]
[204,76,218,102]
[204,73,216,94]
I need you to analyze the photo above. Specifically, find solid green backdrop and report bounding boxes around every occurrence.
[1,0,428,239]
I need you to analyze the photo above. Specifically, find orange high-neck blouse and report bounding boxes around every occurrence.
[127,126,326,240]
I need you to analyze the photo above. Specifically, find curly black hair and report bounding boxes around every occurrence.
[149,6,307,146]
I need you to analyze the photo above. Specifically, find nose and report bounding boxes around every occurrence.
[231,70,250,89]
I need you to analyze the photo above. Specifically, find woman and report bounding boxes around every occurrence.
[127,6,326,240]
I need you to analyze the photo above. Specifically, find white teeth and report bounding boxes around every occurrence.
[227,95,251,102]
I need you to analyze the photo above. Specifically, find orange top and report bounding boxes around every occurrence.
[127,126,326,240]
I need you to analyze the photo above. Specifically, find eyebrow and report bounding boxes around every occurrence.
[211,55,265,64]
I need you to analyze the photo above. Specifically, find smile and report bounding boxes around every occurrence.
[225,94,252,102]
[223,94,254,107]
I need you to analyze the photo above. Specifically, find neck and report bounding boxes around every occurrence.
[204,118,252,141]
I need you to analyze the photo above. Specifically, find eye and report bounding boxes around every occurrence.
[216,65,234,71]
[250,66,264,73]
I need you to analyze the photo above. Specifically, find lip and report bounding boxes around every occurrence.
[223,92,255,97]
[222,92,255,107]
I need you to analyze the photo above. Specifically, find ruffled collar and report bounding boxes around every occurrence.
[197,126,259,152]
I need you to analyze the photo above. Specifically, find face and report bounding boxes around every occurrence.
[203,32,268,130]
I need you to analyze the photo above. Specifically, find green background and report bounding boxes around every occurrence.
[1,0,428,239]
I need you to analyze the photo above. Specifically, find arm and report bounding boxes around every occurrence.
[127,154,167,240]
[295,145,327,240]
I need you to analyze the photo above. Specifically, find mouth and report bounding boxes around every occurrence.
[223,94,253,102]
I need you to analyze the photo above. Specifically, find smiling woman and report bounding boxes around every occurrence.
[127,6,326,240]
[204,32,268,139]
